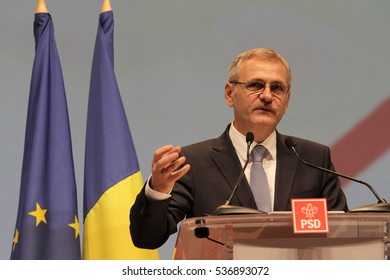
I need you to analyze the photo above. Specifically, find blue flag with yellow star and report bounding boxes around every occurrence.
[82,10,159,259]
[10,12,81,259]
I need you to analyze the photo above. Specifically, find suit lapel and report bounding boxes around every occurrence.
[274,133,297,210]
[209,127,297,210]
[210,127,257,209]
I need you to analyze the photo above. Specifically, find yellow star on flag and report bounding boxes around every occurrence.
[28,202,47,227]
[12,229,19,251]
[68,215,80,238]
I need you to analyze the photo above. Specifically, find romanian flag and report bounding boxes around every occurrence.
[11,12,81,259]
[82,10,159,259]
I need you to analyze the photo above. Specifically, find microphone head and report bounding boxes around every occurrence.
[285,137,296,150]
[246,132,254,144]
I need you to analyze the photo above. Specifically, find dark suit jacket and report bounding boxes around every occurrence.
[130,125,348,249]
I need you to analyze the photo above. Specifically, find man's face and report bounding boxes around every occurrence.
[224,58,290,141]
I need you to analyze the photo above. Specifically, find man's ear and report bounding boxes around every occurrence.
[224,82,234,108]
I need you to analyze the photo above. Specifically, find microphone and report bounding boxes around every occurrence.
[285,137,390,212]
[212,132,266,215]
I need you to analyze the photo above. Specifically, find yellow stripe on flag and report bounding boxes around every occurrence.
[83,171,159,260]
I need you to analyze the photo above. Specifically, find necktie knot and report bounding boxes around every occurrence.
[251,145,268,163]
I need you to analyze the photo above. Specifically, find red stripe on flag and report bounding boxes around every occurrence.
[331,96,390,186]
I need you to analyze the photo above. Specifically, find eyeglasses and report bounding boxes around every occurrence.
[230,80,288,96]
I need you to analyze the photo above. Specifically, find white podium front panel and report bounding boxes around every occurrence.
[174,212,390,260]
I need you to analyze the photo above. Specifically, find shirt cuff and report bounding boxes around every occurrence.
[145,174,172,200]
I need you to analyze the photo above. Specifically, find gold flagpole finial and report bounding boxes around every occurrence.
[100,0,112,14]
[35,0,49,13]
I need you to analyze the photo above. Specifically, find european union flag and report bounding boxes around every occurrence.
[83,10,159,259]
[11,13,81,259]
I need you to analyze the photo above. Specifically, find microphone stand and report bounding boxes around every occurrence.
[286,138,390,212]
[212,132,266,215]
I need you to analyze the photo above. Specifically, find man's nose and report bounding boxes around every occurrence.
[258,86,273,102]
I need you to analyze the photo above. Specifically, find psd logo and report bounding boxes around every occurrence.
[291,198,329,234]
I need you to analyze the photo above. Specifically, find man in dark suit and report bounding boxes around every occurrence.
[130,48,348,249]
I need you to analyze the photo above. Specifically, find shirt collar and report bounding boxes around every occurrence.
[229,122,277,161]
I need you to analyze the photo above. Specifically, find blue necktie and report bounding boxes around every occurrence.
[250,145,271,212]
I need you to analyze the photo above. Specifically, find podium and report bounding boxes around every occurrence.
[173,212,390,260]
